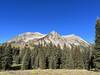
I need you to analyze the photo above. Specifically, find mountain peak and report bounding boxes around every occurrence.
[19,32,34,36]
[8,32,46,43]
[63,34,89,46]
[33,32,44,35]
[48,30,61,37]
[19,32,44,36]
[8,31,90,48]
[49,30,60,35]
[50,30,57,33]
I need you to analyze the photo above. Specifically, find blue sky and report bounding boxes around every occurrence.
[0,0,100,43]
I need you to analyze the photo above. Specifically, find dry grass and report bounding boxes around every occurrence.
[0,69,100,75]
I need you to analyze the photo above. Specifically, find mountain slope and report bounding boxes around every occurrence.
[7,31,90,49]
[8,32,46,46]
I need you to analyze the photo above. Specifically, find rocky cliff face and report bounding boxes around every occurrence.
[7,31,90,49]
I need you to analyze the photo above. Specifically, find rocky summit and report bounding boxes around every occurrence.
[7,31,90,49]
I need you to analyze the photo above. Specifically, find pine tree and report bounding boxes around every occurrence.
[61,44,74,69]
[56,44,62,69]
[38,52,45,69]
[31,45,38,69]
[21,46,32,70]
[38,44,46,69]
[81,45,93,69]
[48,42,56,69]
[72,45,84,69]
[2,43,13,70]
[95,18,100,68]
[13,47,20,64]
[0,45,3,70]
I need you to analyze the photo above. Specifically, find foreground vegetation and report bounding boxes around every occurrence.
[0,69,100,75]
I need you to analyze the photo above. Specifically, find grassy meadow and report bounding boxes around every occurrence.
[0,69,100,75]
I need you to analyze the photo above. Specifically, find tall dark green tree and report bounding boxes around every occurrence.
[31,45,39,69]
[61,44,74,69]
[72,45,84,69]
[95,18,100,68]
[2,43,13,70]
[38,44,46,69]
[0,45,3,70]
[12,47,20,64]
[21,46,32,70]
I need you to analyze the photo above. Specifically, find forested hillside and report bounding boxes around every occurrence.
[0,42,92,70]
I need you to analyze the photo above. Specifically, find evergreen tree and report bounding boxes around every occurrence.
[21,46,32,70]
[72,45,84,69]
[61,44,74,69]
[38,47,45,69]
[95,18,100,68]
[56,44,62,69]
[13,47,20,64]
[80,46,90,69]
[31,45,38,69]
[2,43,13,70]
[0,45,3,70]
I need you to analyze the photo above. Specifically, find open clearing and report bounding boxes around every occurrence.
[0,69,100,75]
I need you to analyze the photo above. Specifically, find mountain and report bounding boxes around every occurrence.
[8,32,46,46]
[4,31,92,69]
[7,31,90,49]
[8,32,46,42]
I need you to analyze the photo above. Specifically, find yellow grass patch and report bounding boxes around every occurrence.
[0,69,99,75]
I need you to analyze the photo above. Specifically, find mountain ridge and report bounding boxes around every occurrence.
[7,31,90,49]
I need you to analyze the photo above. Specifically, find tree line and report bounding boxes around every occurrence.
[0,42,92,70]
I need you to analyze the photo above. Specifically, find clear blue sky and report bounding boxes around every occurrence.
[0,0,100,43]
